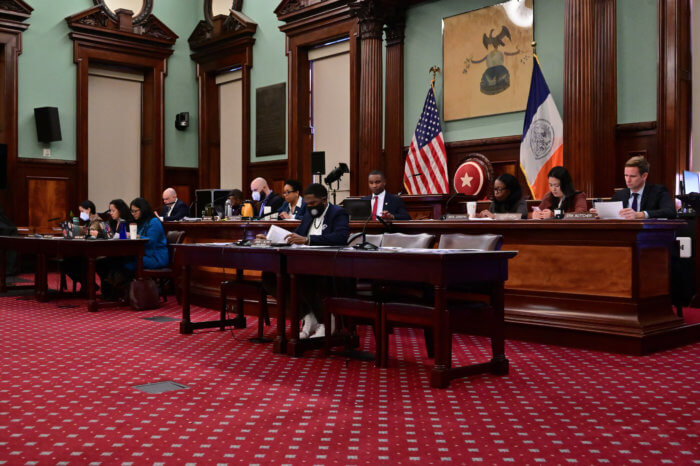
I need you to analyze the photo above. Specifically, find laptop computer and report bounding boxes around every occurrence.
[341,198,372,220]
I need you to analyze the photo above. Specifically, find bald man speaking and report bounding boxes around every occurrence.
[159,187,189,221]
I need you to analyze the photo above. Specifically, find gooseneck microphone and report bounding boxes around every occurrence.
[353,214,378,251]
[441,191,460,220]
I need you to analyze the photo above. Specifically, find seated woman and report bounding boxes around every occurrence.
[62,200,106,291]
[277,179,306,220]
[533,166,587,219]
[478,173,528,219]
[106,199,133,239]
[97,198,168,301]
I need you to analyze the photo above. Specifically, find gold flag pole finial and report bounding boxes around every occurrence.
[531,41,537,55]
[429,66,441,92]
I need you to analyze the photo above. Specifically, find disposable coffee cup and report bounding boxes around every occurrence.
[466,201,477,218]
[263,206,272,216]
[129,223,138,239]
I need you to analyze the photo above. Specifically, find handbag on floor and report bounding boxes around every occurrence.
[129,278,160,311]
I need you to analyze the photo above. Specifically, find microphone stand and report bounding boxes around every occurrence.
[441,191,461,220]
[353,214,379,250]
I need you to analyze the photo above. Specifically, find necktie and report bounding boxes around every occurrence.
[259,198,266,217]
[372,195,378,220]
[631,193,639,212]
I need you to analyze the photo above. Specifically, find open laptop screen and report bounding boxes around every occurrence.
[341,198,372,221]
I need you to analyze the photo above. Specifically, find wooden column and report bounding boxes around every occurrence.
[564,0,617,198]
[383,10,405,194]
[351,0,384,194]
[657,0,691,192]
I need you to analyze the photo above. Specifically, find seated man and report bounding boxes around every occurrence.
[285,183,350,246]
[250,177,284,217]
[361,170,411,220]
[610,156,676,219]
[159,188,189,221]
[261,184,349,339]
[228,189,244,216]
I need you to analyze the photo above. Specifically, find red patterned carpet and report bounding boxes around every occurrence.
[0,283,698,464]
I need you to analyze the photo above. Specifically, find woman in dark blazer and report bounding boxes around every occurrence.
[479,173,528,219]
[533,166,587,219]
[106,199,133,239]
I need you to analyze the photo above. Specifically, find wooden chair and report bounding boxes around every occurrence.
[381,233,503,367]
[220,273,272,343]
[323,232,435,365]
[141,230,186,302]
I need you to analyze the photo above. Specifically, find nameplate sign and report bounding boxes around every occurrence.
[564,212,596,219]
[443,214,470,220]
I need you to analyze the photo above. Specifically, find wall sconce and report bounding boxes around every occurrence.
[175,112,189,131]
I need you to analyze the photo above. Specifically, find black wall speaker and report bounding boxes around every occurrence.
[34,107,62,143]
[0,144,6,190]
[311,151,326,175]
[175,112,189,131]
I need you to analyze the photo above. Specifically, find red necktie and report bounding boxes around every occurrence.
[372,195,378,220]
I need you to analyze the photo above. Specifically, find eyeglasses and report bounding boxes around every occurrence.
[493,187,507,193]
[548,183,561,188]
[130,208,140,214]
[282,190,296,195]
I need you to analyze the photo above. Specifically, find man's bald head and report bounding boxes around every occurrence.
[250,177,270,195]
[162,188,177,205]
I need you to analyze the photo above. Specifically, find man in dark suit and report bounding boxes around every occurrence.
[250,177,284,218]
[159,188,189,221]
[362,170,411,220]
[610,156,676,219]
[285,183,350,246]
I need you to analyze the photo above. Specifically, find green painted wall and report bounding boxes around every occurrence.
[16,0,660,168]
[617,0,657,124]
[404,0,564,145]
[243,2,288,162]
[18,0,200,166]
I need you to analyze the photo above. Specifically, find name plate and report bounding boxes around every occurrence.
[563,212,596,219]
[443,214,470,220]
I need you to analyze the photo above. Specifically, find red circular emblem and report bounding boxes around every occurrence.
[453,161,485,196]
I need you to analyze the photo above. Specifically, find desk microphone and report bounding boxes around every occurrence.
[47,217,61,222]
[376,215,395,233]
[353,214,378,250]
[441,191,461,220]
[235,219,253,246]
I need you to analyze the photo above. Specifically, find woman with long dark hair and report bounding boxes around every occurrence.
[478,173,528,219]
[533,166,587,219]
[106,199,133,239]
[128,198,168,270]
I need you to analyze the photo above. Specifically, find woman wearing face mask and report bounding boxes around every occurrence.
[106,199,133,239]
[61,200,105,293]
[478,173,528,219]
[532,166,587,219]
[78,200,106,238]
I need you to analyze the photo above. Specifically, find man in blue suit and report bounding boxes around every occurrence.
[361,170,411,221]
[281,183,349,338]
[285,183,350,246]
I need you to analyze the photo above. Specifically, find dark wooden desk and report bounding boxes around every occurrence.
[173,243,287,353]
[164,219,698,354]
[0,236,146,312]
[283,247,517,388]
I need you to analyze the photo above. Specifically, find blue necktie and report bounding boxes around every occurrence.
[258,199,266,217]
[631,193,639,212]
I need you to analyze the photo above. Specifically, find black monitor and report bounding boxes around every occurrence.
[195,189,234,217]
[342,198,371,220]
[683,170,700,195]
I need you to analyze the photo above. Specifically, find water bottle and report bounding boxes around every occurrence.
[225,199,232,219]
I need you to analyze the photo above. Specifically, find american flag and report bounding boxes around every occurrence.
[403,87,449,194]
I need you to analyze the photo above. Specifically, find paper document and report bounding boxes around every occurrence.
[266,224,292,243]
[594,201,624,219]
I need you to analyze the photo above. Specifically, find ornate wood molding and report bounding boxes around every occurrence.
[66,5,177,46]
[563,0,617,198]
[65,6,177,209]
[189,6,257,191]
[92,0,152,25]
[0,0,32,22]
[275,0,339,21]
[189,8,257,51]
[657,0,691,192]
[0,0,31,224]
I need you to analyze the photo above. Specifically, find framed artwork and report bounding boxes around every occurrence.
[442,0,534,121]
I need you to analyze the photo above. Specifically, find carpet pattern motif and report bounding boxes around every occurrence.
[0,292,698,464]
